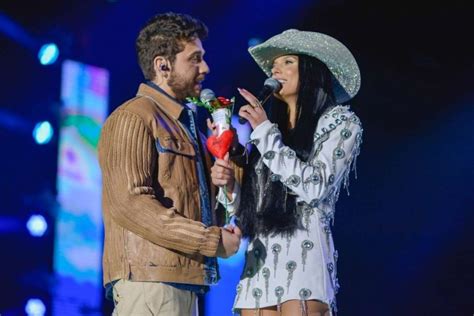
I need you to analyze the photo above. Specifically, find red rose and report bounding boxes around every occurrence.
[217,96,232,106]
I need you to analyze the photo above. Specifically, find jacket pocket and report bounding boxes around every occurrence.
[154,134,199,192]
[155,135,196,157]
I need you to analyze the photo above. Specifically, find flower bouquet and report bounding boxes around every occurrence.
[187,94,236,159]
[187,92,236,224]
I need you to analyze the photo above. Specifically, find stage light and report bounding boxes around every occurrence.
[25,298,46,316]
[26,215,47,237]
[33,121,53,144]
[248,37,262,48]
[38,43,59,65]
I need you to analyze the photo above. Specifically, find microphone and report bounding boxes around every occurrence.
[201,88,231,136]
[238,78,282,124]
[200,88,216,104]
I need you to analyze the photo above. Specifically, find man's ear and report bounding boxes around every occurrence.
[153,56,171,75]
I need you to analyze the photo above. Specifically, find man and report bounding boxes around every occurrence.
[98,12,241,315]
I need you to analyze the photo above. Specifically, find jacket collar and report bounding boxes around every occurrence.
[136,82,184,120]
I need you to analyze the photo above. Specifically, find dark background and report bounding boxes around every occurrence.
[1,0,473,315]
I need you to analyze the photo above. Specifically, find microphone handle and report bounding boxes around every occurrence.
[238,113,248,124]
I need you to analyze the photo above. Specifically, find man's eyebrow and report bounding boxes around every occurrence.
[188,50,205,57]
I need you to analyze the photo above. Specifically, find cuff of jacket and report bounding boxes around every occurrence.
[199,226,221,257]
[250,120,273,140]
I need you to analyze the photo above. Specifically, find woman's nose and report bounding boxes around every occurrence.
[271,65,280,75]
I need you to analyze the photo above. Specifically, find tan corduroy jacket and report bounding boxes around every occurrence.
[98,83,222,287]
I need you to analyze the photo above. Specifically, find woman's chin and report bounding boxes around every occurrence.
[273,93,285,101]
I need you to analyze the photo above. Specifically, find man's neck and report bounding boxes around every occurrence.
[146,80,182,104]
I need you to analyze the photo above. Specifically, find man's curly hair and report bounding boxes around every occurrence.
[136,12,208,80]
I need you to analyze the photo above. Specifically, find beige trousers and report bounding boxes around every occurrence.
[112,280,198,316]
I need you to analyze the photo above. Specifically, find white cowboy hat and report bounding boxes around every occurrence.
[249,29,361,103]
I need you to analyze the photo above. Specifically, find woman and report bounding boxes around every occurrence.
[213,29,362,315]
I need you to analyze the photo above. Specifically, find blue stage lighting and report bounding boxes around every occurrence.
[25,298,46,316]
[38,43,59,65]
[248,37,262,48]
[26,215,47,237]
[33,121,53,144]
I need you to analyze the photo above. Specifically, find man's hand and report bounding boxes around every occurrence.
[211,152,235,193]
[216,225,242,258]
[206,118,218,137]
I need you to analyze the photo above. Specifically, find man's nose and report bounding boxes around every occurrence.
[200,59,210,75]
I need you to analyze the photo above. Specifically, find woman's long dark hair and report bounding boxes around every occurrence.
[237,54,337,239]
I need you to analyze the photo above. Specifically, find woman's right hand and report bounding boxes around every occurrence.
[237,88,269,129]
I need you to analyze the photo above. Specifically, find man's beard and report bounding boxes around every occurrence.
[167,71,199,100]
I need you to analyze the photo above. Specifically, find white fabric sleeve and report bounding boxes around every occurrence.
[249,111,362,206]
[216,181,241,217]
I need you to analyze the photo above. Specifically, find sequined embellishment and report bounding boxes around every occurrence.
[309,199,319,208]
[286,175,301,186]
[335,277,341,294]
[308,173,320,184]
[301,240,314,271]
[254,248,261,256]
[249,138,260,146]
[286,261,297,291]
[341,128,352,140]
[328,174,335,184]
[318,209,333,240]
[262,267,270,302]
[263,150,276,160]
[299,288,312,315]
[286,149,296,159]
[252,288,263,309]
[327,262,334,274]
[299,288,312,300]
[302,205,314,232]
[324,225,332,235]
[269,125,280,135]
[334,147,345,159]
[333,251,340,293]
[235,283,242,304]
[275,286,285,312]
[270,174,282,182]
[245,268,253,300]
[330,299,338,313]
[254,248,262,281]
[271,243,282,277]
[313,160,325,169]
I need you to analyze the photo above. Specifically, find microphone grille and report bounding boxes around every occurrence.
[264,78,282,92]
[200,88,215,103]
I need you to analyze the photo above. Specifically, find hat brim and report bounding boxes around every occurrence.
[249,29,361,103]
